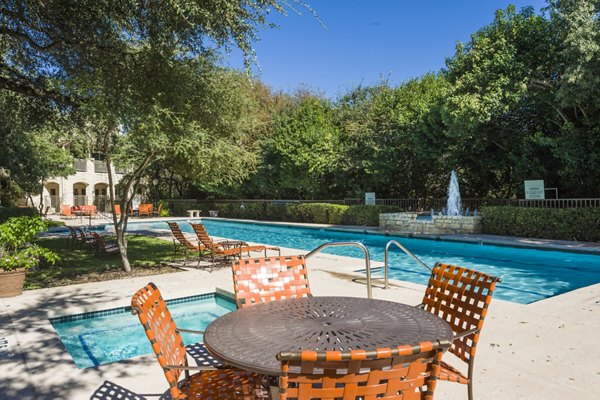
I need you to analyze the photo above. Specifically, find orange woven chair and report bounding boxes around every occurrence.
[131,283,267,400]
[418,262,501,400]
[277,340,451,400]
[231,256,312,309]
[191,223,280,265]
[138,203,153,218]
[60,205,74,219]
[168,222,206,266]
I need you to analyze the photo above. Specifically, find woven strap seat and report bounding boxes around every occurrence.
[179,368,265,400]
[132,283,267,400]
[420,262,500,400]
[277,341,451,400]
[438,360,469,384]
[191,223,280,264]
[231,256,312,309]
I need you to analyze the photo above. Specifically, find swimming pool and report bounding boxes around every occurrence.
[50,292,235,368]
[121,219,600,305]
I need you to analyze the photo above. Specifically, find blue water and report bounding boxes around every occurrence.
[51,294,235,368]
[123,219,600,305]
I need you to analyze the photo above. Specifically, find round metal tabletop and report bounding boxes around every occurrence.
[204,296,453,376]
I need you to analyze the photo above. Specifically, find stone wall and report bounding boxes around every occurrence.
[380,212,482,235]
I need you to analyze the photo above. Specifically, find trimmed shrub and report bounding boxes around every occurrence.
[0,207,37,223]
[482,206,600,242]
[193,202,391,226]
[343,205,402,226]
[287,203,350,224]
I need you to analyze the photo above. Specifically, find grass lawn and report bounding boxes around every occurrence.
[26,235,182,289]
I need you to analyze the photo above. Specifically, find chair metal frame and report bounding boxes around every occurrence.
[418,262,501,400]
[191,223,280,266]
[168,222,205,266]
[277,340,451,400]
[131,282,266,399]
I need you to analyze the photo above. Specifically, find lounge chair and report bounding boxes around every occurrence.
[277,340,450,399]
[191,223,280,265]
[167,222,205,265]
[231,255,312,309]
[138,203,153,218]
[418,262,501,400]
[131,283,266,400]
[74,227,96,250]
[90,232,119,256]
[65,226,78,246]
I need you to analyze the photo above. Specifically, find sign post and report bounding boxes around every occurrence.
[365,192,376,206]
[524,180,545,199]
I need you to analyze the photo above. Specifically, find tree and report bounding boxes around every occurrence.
[1,1,314,272]
[259,93,341,198]
[443,6,560,197]
[544,0,600,196]
[336,76,450,199]
[0,90,74,211]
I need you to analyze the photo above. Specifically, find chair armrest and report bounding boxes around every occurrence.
[453,327,480,340]
[165,364,217,371]
[177,328,205,334]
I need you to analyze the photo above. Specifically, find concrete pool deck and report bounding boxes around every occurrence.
[2,219,600,399]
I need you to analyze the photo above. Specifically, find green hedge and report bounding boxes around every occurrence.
[0,207,37,223]
[190,202,400,226]
[482,206,600,242]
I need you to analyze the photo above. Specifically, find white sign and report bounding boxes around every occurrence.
[524,180,545,199]
[365,192,376,206]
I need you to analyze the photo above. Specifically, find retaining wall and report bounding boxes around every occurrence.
[379,212,482,235]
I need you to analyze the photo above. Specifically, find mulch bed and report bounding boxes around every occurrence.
[25,264,183,290]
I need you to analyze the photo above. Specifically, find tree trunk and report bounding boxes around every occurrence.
[103,131,132,273]
[115,224,131,272]
[38,178,45,215]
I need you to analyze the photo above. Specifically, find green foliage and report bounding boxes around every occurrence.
[0,217,59,271]
[258,94,341,198]
[343,205,402,226]
[482,206,600,242]
[0,207,37,223]
[286,203,349,224]
[197,202,396,226]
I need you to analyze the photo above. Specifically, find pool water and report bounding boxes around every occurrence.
[50,293,235,368]
[124,219,600,305]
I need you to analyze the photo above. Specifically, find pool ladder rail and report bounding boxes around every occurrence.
[383,240,431,289]
[304,240,432,298]
[305,242,373,299]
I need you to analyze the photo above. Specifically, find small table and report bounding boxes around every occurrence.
[204,296,453,376]
[208,210,219,217]
[187,209,201,218]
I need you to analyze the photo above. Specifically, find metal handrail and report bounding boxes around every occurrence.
[305,242,373,299]
[383,240,431,289]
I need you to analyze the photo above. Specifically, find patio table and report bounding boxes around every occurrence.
[203,296,453,376]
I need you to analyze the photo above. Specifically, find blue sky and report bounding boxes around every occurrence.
[223,0,548,98]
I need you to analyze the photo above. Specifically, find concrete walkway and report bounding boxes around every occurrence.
[1,218,599,399]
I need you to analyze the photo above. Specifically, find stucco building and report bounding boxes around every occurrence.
[40,158,125,213]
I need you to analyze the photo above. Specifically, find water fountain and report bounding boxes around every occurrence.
[446,170,462,216]
[379,170,482,235]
